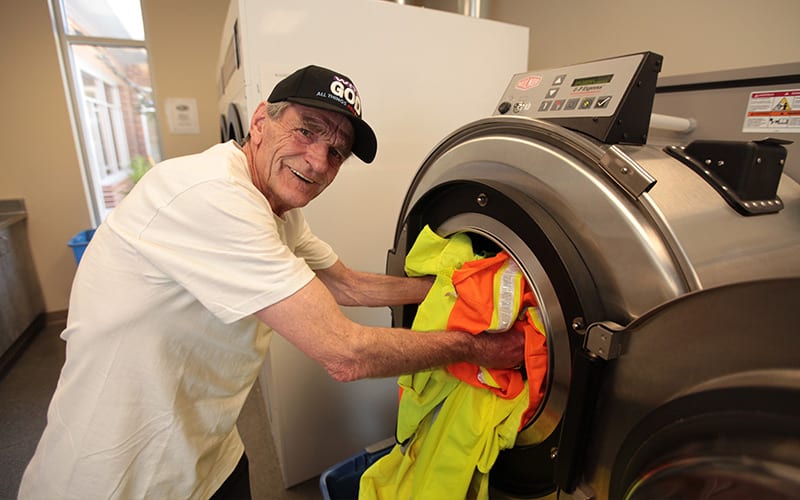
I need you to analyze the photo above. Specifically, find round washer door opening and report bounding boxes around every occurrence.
[388,179,601,496]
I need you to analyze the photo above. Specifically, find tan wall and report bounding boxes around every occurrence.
[141,0,229,161]
[489,0,800,76]
[0,0,90,314]
[0,0,227,313]
[2,0,798,314]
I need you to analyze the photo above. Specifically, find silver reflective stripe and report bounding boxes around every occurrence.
[494,260,521,332]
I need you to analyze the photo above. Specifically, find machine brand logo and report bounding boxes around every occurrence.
[515,75,542,91]
[328,76,362,117]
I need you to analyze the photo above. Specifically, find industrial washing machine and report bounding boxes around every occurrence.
[386,52,800,499]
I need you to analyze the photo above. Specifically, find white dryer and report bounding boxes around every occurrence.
[217,3,246,144]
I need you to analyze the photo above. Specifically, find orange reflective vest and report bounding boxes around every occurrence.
[447,252,548,426]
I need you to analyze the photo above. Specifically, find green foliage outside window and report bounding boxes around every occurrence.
[129,155,153,184]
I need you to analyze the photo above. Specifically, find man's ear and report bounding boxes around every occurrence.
[249,101,269,145]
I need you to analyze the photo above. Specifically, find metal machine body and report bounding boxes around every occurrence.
[386,53,800,498]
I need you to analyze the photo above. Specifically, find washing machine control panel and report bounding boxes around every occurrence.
[495,52,663,145]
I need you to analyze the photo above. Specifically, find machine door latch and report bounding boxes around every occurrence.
[585,320,629,360]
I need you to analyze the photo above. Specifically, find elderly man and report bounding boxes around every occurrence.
[19,65,524,499]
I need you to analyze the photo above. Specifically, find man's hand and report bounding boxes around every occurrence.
[470,329,526,369]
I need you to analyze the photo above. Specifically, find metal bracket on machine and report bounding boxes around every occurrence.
[585,320,629,360]
[600,145,657,199]
[665,138,790,216]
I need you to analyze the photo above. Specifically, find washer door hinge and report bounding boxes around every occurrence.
[585,320,629,360]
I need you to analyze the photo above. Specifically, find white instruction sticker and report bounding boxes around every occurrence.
[742,89,800,133]
[165,97,200,134]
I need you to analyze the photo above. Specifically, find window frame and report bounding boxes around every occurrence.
[48,0,160,225]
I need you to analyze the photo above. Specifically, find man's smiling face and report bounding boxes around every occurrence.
[247,102,354,217]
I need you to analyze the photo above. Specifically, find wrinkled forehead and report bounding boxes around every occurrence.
[289,103,354,147]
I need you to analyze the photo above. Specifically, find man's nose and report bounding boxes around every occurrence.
[304,140,331,170]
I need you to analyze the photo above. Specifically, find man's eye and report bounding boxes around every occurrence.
[329,148,344,161]
[295,128,314,141]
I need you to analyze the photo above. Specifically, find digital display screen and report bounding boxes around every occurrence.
[572,74,614,86]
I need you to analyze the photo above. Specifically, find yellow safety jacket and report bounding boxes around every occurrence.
[359,226,547,500]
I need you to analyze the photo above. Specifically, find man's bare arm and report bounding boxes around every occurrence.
[254,277,524,382]
[314,259,434,307]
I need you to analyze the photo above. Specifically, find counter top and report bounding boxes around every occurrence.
[0,199,27,230]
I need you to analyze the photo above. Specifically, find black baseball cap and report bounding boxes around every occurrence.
[268,65,377,163]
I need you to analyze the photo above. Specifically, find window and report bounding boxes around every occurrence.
[50,0,161,224]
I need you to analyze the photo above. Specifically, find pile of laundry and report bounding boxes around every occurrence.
[360,225,548,499]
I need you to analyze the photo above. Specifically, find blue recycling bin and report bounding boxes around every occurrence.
[68,229,96,265]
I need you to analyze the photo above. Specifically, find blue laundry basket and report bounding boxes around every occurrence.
[319,442,393,500]
[68,229,96,265]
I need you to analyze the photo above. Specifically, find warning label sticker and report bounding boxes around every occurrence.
[742,89,800,133]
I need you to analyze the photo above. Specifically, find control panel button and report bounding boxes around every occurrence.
[595,96,612,109]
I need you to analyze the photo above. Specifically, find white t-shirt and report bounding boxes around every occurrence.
[19,141,338,499]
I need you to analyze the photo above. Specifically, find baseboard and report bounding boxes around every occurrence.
[45,309,68,325]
